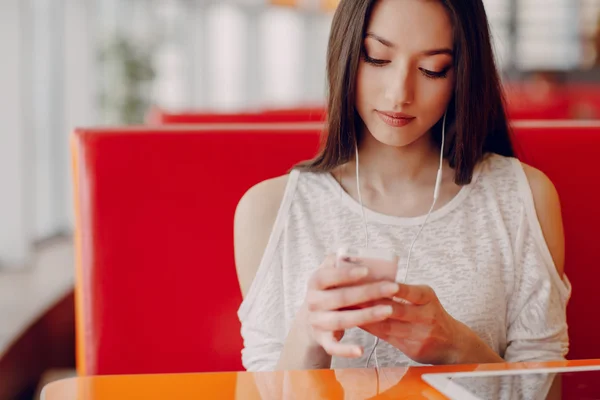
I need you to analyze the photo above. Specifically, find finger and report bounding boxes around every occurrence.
[371,299,427,323]
[336,256,367,267]
[311,281,400,311]
[394,283,436,305]
[320,254,336,268]
[361,319,413,340]
[319,334,363,358]
[335,258,365,269]
[309,264,370,290]
[310,305,394,331]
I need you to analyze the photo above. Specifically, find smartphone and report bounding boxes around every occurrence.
[335,247,399,282]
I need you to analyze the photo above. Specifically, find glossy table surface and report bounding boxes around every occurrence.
[41,359,600,399]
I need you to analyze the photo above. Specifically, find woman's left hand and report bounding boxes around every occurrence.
[360,283,503,365]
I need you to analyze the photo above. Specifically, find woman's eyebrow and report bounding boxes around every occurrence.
[365,32,453,57]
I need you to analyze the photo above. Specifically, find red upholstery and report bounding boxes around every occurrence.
[504,84,600,120]
[566,85,600,119]
[503,83,570,120]
[72,121,600,377]
[262,106,326,116]
[72,126,321,375]
[147,107,327,125]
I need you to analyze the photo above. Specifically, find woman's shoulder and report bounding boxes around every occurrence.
[238,174,290,211]
[234,168,334,240]
[479,153,564,278]
[234,174,290,296]
[235,173,292,238]
[479,153,558,198]
[514,160,565,279]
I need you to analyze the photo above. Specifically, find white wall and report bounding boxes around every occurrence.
[0,0,32,268]
[516,0,580,70]
[261,7,304,107]
[32,0,66,239]
[63,0,97,230]
[302,12,331,103]
[30,0,96,239]
[0,0,96,269]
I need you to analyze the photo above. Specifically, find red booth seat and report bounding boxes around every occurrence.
[504,84,600,120]
[72,125,322,376]
[72,121,600,377]
[146,106,327,125]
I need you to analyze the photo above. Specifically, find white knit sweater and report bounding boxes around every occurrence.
[238,154,571,371]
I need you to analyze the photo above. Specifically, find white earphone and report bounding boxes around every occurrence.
[355,110,448,368]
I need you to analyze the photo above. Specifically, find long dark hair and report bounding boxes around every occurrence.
[296,0,514,185]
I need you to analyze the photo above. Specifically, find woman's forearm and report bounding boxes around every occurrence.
[453,321,505,364]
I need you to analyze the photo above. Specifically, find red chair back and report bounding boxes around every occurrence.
[147,107,326,124]
[72,125,321,375]
[72,121,600,377]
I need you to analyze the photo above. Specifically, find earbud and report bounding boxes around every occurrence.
[433,109,447,200]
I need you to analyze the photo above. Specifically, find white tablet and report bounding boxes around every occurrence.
[422,364,600,400]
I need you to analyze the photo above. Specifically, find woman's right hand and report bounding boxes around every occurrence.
[302,255,400,358]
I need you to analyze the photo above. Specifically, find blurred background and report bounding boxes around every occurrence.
[0,0,599,398]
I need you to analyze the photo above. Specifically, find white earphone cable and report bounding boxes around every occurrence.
[355,146,369,248]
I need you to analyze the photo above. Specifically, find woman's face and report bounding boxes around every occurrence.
[355,0,455,149]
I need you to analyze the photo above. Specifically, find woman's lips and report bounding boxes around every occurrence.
[376,111,416,127]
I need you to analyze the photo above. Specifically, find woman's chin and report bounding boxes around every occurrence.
[369,130,423,149]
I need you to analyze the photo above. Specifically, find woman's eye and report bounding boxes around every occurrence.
[363,54,389,67]
[419,67,450,79]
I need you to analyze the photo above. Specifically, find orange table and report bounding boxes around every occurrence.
[41,359,600,399]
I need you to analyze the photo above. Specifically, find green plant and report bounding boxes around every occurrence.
[98,34,156,124]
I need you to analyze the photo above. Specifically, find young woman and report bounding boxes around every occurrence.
[234,0,570,371]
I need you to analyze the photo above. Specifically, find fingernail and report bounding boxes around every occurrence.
[376,305,394,317]
[353,347,363,357]
[383,283,400,294]
[350,267,368,278]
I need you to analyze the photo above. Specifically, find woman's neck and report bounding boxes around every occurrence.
[349,131,445,194]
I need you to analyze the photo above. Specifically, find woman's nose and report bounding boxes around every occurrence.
[384,67,414,107]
